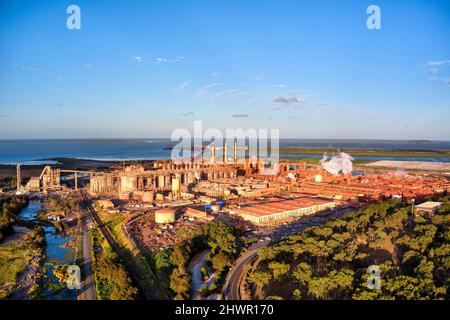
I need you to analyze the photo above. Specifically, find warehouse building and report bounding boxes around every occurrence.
[232,197,335,225]
[414,201,443,216]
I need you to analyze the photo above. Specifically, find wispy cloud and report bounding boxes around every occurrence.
[174,81,192,95]
[155,57,171,64]
[84,64,92,69]
[155,56,187,64]
[132,56,144,62]
[20,66,39,72]
[0,114,11,118]
[175,56,186,63]
[427,60,450,67]
[181,111,195,117]
[197,83,221,100]
[56,76,64,82]
[232,114,249,118]
[211,89,240,101]
[273,96,300,104]
[425,60,450,86]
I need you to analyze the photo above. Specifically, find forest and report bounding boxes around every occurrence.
[248,196,450,300]
[0,195,28,241]
[153,221,243,300]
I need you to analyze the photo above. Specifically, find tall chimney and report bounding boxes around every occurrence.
[16,164,21,192]
[223,144,228,164]
[211,145,215,164]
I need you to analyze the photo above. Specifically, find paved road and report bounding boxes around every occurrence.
[77,194,96,300]
[79,189,158,300]
[223,207,357,300]
[223,241,268,300]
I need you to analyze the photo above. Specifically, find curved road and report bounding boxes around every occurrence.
[223,241,268,300]
[223,206,356,300]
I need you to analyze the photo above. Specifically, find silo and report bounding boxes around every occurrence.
[154,209,176,224]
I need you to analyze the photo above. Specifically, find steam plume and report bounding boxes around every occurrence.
[320,152,353,175]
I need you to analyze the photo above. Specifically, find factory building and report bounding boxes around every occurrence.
[89,161,239,199]
[414,201,443,216]
[232,197,335,225]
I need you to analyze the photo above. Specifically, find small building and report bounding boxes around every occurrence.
[184,207,214,221]
[415,201,443,216]
[154,208,176,224]
[95,199,115,210]
[47,211,66,221]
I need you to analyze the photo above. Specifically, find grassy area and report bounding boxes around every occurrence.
[90,228,138,300]
[95,207,169,299]
[279,147,450,158]
[0,242,36,298]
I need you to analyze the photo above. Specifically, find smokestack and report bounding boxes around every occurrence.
[16,164,21,192]
[211,145,215,164]
[224,144,228,164]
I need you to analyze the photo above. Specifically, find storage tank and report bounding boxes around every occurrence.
[154,209,176,224]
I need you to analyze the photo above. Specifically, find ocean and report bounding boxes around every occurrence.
[0,139,449,165]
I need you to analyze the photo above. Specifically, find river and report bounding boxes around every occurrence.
[17,200,77,300]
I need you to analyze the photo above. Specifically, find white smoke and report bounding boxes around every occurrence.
[394,169,407,177]
[320,152,353,175]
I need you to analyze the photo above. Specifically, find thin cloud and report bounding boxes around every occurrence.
[155,57,171,64]
[181,111,195,117]
[425,60,450,86]
[132,56,144,62]
[274,96,300,104]
[426,60,450,67]
[155,56,187,64]
[174,81,192,95]
[197,83,221,100]
[254,75,266,81]
[175,56,187,63]
[20,66,39,72]
[232,114,249,118]
[211,89,239,101]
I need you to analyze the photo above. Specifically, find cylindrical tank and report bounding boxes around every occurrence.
[154,209,176,224]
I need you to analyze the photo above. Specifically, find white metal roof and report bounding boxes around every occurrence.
[415,201,443,210]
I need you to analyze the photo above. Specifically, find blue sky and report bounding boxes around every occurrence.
[0,0,449,139]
